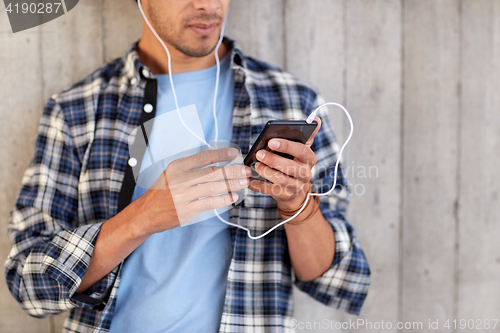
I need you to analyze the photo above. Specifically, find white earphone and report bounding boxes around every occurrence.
[137,0,354,239]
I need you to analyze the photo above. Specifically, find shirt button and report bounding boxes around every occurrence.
[130,77,137,85]
[143,103,153,113]
[142,68,149,78]
[128,157,138,167]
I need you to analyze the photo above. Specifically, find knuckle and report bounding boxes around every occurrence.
[228,180,237,190]
[274,173,286,186]
[230,166,238,178]
[279,177,288,187]
[224,193,233,205]
[295,166,304,178]
[169,160,178,169]
[237,165,245,178]
[272,172,282,185]
[310,151,317,165]
[230,179,241,190]
[268,153,276,166]
[302,168,312,180]
[300,145,308,157]
[196,151,208,164]
[205,168,215,180]
[167,163,178,175]
[218,149,227,161]
[204,196,215,210]
[259,164,268,177]
[281,140,288,151]
[208,182,217,195]
[224,165,234,178]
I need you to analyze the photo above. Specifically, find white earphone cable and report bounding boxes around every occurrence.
[137,1,354,240]
[212,10,229,143]
[214,102,353,239]
[137,0,212,148]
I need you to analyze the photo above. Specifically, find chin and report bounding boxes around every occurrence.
[180,40,219,58]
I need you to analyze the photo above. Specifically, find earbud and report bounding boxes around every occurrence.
[306,112,317,124]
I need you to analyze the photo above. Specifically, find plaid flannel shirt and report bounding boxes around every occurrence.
[4,38,370,332]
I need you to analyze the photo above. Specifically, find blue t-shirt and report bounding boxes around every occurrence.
[109,53,235,333]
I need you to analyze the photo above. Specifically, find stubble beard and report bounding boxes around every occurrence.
[148,6,221,58]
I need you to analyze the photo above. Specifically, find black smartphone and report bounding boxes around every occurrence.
[244,120,318,181]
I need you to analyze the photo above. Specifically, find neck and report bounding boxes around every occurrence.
[137,23,229,75]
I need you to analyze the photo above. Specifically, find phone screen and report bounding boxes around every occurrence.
[244,120,317,181]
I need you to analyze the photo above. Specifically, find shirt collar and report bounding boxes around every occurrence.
[121,36,247,85]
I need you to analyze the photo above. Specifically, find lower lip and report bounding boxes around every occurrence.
[189,25,217,36]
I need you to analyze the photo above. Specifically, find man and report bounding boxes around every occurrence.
[5,0,370,332]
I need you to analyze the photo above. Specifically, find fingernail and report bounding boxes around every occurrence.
[232,193,239,201]
[256,150,265,160]
[269,139,280,149]
[239,178,249,186]
[244,167,252,176]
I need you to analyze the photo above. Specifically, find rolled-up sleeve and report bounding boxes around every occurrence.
[294,93,371,315]
[4,97,117,318]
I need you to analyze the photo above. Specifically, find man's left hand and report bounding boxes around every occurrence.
[248,116,322,211]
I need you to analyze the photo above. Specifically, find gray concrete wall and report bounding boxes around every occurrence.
[0,0,498,332]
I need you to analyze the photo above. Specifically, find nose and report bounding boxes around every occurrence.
[192,0,221,13]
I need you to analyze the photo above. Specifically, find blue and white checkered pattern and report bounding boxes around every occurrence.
[4,38,370,332]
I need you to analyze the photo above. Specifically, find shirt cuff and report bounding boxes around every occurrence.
[40,222,119,309]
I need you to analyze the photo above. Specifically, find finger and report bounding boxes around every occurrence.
[185,164,252,186]
[189,192,239,214]
[305,116,322,146]
[253,161,302,189]
[248,179,296,199]
[186,178,249,201]
[255,149,310,180]
[174,147,239,171]
[266,139,317,165]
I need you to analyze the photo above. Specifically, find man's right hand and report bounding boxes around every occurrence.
[133,147,252,236]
